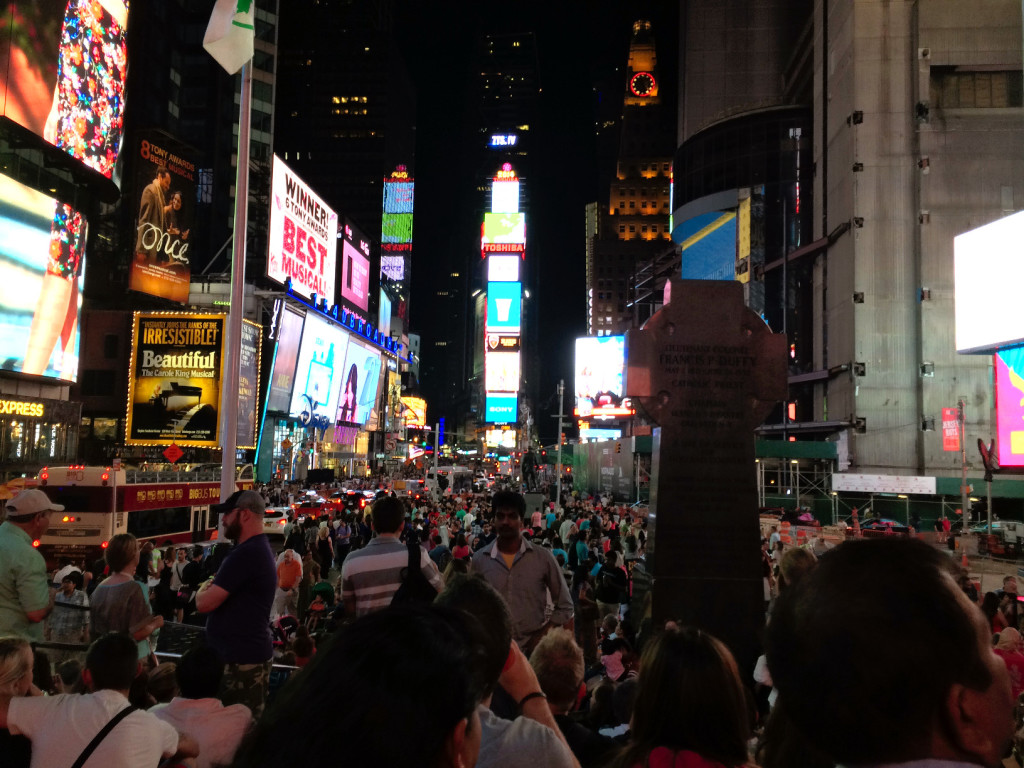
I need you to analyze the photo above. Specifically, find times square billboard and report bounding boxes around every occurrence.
[575,335,633,418]
[381,166,413,284]
[0,2,131,382]
[268,155,338,304]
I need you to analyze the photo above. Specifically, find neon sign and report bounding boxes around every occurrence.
[490,135,518,148]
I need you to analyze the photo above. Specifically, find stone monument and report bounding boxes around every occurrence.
[625,278,787,668]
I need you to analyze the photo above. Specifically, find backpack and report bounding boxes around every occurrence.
[391,534,437,606]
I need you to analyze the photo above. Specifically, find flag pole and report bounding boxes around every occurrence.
[220,61,252,504]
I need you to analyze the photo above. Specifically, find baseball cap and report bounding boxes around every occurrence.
[213,489,265,516]
[6,489,64,519]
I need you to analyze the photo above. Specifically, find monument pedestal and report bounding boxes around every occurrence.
[626,279,787,668]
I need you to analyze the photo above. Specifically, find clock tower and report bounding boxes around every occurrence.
[585,19,675,337]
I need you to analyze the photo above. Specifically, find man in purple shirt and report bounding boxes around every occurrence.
[197,490,276,718]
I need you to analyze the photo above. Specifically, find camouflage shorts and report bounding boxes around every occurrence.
[220,660,272,719]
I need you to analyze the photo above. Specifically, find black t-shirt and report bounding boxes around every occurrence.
[595,564,627,603]
[181,560,204,591]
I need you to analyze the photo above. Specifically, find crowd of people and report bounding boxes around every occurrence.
[2,482,1024,767]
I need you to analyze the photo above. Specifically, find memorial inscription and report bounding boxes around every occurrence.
[625,278,787,668]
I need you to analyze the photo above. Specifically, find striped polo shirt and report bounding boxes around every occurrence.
[340,535,444,616]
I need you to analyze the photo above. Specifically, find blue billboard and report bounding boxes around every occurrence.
[485,393,518,424]
[486,281,522,333]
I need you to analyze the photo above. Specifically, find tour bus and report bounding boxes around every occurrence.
[29,464,254,568]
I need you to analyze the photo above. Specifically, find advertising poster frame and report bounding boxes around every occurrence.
[125,313,226,447]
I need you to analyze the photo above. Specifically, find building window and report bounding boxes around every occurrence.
[932,68,1023,108]
[629,201,635,209]
[103,334,118,358]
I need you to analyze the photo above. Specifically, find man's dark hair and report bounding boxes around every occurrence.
[491,490,525,518]
[191,545,204,560]
[176,644,224,699]
[86,633,139,691]
[435,574,512,695]
[766,538,992,764]
[233,605,488,768]
[62,570,84,590]
[371,496,405,533]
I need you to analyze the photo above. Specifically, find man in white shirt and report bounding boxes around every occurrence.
[151,644,252,768]
[0,632,198,768]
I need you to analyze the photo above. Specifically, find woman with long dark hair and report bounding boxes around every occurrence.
[609,626,751,768]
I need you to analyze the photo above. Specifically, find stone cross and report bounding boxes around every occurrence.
[625,278,787,668]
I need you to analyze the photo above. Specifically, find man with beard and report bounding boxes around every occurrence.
[473,491,574,654]
[196,489,276,718]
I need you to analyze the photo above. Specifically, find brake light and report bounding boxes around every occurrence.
[278,518,287,526]
[101,468,109,486]
[101,541,109,549]
[32,540,40,548]
[39,468,48,485]
[62,516,70,523]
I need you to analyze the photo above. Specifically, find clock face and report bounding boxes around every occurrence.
[630,71,656,97]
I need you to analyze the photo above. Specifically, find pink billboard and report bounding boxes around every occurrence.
[341,239,370,313]
[996,349,1024,467]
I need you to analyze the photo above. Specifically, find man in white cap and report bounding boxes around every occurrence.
[0,489,62,640]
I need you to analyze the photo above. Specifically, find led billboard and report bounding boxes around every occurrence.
[0,3,128,180]
[485,393,517,424]
[491,180,520,214]
[482,213,526,247]
[129,133,195,303]
[996,348,1024,467]
[381,213,414,243]
[383,179,414,214]
[288,314,349,426]
[340,222,371,314]
[266,307,305,413]
[679,210,738,281]
[955,211,1024,354]
[400,396,427,428]
[486,282,522,333]
[575,335,630,417]
[268,155,338,303]
[126,313,225,447]
[485,351,521,392]
[487,254,521,282]
[0,173,85,381]
[485,428,518,449]
[580,427,622,441]
[381,252,406,282]
[236,320,262,450]
[379,289,393,338]
[336,337,383,426]
[486,334,520,353]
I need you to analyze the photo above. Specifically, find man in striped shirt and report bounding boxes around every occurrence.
[340,496,444,616]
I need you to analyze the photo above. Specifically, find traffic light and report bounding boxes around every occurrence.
[615,442,621,454]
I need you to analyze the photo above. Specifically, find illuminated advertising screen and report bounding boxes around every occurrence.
[488,254,520,282]
[491,180,520,214]
[485,429,518,449]
[575,336,629,417]
[486,282,522,333]
[288,314,349,425]
[400,396,427,428]
[381,251,406,282]
[996,348,1024,467]
[383,179,414,213]
[483,213,526,247]
[266,307,305,413]
[336,337,383,426]
[126,313,225,447]
[485,393,517,424]
[268,155,338,303]
[955,211,1024,353]
[485,351,520,392]
[340,222,371,314]
[129,133,195,303]
[580,427,622,441]
[0,173,84,381]
[486,334,520,353]
[379,289,392,338]
[0,3,129,180]
[381,213,413,244]
[236,320,262,450]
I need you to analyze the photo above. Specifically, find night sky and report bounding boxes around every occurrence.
[394,1,678,443]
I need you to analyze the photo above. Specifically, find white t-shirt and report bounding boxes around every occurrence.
[9,689,179,768]
[151,697,252,768]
